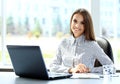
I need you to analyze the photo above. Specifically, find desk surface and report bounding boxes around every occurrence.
[0,72,120,84]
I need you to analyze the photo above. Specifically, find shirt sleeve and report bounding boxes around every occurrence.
[90,42,114,73]
[49,39,70,73]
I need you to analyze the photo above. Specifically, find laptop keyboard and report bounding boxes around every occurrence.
[48,72,71,77]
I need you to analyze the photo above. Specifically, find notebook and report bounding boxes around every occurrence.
[7,45,72,80]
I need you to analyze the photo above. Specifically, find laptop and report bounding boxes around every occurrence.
[7,45,72,80]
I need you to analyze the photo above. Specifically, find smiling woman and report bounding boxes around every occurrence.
[70,14,85,38]
[49,8,113,74]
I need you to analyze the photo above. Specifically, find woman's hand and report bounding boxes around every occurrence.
[68,63,90,73]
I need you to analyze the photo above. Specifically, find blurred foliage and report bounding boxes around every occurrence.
[31,18,42,38]
[117,49,120,62]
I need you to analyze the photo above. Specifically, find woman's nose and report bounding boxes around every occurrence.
[75,24,79,28]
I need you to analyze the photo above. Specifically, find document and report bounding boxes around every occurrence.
[70,73,100,79]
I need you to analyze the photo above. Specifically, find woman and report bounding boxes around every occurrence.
[50,8,113,74]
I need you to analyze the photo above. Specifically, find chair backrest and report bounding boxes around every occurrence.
[94,37,114,67]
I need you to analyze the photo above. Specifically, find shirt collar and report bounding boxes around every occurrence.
[70,35,85,45]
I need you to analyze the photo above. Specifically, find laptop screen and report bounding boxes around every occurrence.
[7,45,49,79]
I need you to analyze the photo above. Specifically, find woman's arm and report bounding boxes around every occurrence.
[90,42,114,73]
[49,39,71,73]
[49,54,70,73]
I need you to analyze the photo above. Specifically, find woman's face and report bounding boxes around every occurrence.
[71,14,85,38]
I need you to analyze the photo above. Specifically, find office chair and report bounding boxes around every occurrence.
[94,37,114,67]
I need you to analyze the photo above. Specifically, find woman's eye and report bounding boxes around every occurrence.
[73,19,77,23]
[81,21,85,25]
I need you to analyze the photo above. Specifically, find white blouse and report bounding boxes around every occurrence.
[49,35,113,73]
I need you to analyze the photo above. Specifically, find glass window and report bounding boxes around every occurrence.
[0,0,1,66]
[0,0,90,68]
[100,0,120,69]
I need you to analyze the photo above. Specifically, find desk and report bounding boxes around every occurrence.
[0,72,120,84]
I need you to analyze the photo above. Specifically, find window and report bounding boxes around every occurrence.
[0,0,1,66]
[100,0,120,69]
[0,0,90,68]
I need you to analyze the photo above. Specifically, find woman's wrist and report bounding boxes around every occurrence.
[68,68,73,73]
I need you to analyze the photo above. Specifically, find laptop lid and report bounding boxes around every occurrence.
[7,45,72,79]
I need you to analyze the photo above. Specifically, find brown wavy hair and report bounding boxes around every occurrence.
[70,8,95,41]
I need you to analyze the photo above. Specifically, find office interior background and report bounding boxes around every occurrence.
[0,0,120,70]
